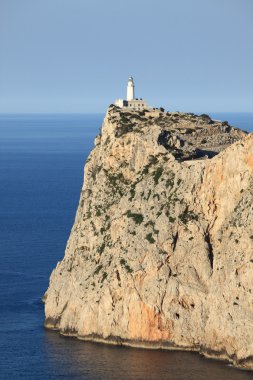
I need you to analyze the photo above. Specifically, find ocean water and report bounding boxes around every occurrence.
[0,112,252,380]
[209,112,253,133]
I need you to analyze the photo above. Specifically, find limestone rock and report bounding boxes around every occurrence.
[44,106,253,370]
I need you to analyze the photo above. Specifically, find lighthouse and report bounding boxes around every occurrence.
[127,76,135,101]
[114,76,149,110]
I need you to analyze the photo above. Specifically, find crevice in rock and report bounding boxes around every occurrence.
[204,231,214,272]
[116,270,121,284]
[160,276,169,313]
[172,231,179,252]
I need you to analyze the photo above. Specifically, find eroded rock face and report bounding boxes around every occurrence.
[44,106,253,369]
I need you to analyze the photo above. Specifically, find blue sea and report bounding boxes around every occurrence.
[0,112,252,379]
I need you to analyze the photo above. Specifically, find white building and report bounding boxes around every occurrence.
[115,77,149,110]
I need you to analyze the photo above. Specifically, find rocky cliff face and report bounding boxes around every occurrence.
[44,106,253,369]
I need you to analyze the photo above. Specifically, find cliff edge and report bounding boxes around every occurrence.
[44,106,253,369]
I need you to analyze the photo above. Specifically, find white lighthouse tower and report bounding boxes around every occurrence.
[127,76,135,101]
[114,76,149,110]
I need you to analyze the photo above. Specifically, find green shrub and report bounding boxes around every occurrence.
[179,210,198,224]
[146,189,152,201]
[100,227,106,234]
[121,115,129,123]
[129,188,135,201]
[91,165,102,181]
[165,173,175,188]
[120,258,126,266]
[94,264,103,275]
[96,208,101,217]
[120,258,133,273]
[145,220,155,227]
[146,233,155,243]
[126,210,144,224]
[98,243,106,255]
[106,172,126,196]
[200,113,211,119]
[141,157,158,176]
[153,167,164,185]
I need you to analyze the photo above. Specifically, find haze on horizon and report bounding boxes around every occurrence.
[0,0,252,114]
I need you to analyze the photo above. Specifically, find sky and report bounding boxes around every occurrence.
[0,0,252,113]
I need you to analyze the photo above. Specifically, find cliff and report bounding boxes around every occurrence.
[44,106,253,369]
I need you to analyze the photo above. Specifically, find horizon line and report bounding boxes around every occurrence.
[0,111,253,116]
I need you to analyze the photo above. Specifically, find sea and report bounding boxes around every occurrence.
[0,112,252,380]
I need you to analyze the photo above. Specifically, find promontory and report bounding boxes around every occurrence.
[44,105,253,370]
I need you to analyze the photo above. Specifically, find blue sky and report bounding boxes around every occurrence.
[0,0,252,113]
